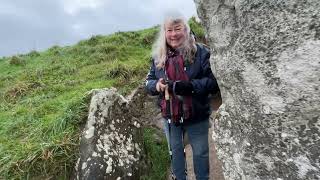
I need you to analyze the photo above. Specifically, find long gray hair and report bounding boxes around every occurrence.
[152,12,197,69]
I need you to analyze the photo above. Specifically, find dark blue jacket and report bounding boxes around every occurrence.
[145,43,219,123]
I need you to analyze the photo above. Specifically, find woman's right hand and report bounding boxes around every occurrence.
[156,78,167,92]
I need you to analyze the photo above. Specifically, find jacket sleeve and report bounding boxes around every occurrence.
[145,59,160,96]
[191,49,220,95]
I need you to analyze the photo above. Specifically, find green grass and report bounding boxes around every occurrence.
[188,17,206,43]
[142,128,170,180]
[0,17,204,179]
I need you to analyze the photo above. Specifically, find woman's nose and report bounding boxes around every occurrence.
[171,30,178,36]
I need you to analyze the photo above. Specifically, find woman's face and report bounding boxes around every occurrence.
[165,21,186,49]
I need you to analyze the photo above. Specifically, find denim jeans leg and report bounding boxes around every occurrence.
[163,119,187,180]
[185,119,209,180]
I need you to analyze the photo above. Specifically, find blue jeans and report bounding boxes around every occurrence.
[163,119,209,180]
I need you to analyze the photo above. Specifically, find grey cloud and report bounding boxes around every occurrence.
[0,0,196,57]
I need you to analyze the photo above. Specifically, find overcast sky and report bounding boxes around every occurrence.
[0,0,197,57]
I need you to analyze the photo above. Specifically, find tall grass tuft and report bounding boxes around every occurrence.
[9,56,26,66]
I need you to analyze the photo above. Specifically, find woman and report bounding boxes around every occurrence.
[145,12,219,180]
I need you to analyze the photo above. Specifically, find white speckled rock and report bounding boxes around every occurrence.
[74,87,149,180]
[195,0,320,179]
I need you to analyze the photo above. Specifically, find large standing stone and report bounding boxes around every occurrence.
[74,88,149,180]
[194,0,320,179]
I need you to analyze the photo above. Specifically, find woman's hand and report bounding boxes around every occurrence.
[174,81,194,95]
[156,78,167,92]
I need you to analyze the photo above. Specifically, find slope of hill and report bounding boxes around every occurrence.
[0,18,204,179]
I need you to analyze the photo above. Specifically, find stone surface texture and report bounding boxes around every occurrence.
[194,0,320,179]
[74,87,153,180]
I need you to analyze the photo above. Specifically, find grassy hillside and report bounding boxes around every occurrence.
[0,18,204,179]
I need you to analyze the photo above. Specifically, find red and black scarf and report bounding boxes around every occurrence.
[161,49,192,123]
